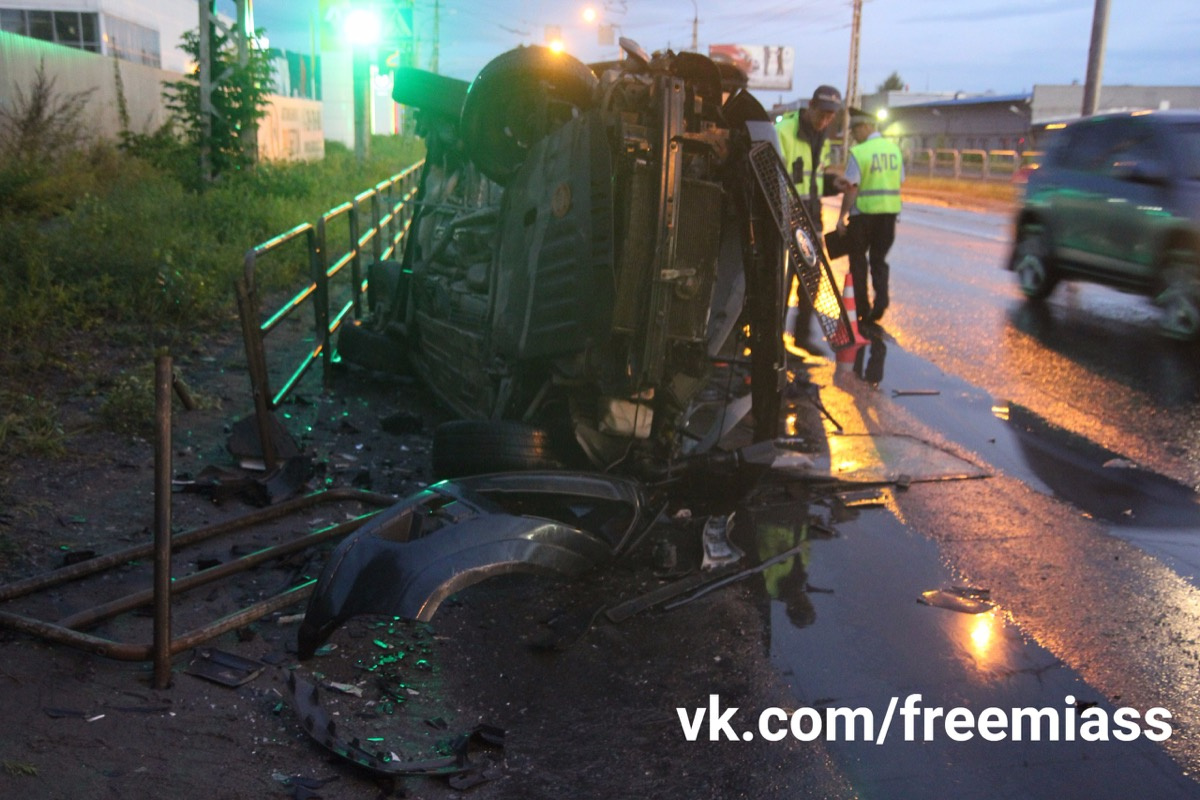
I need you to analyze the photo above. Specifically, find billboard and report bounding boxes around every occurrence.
[708,44,793,92]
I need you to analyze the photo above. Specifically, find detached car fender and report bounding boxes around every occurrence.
[297,472,652,658]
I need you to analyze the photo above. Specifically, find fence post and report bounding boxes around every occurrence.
[309,225,332,389]
[371,190,384,266]
[349,199,364,319]
[152,352,173,690]
[235,273,278,471]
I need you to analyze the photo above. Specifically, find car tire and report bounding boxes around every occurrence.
[432,420,564,479]
[459,46,597,185]
[1157,256,1200,341]
[1012,227,1059,301]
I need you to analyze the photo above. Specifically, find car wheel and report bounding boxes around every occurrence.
[1011,227,1058,300]
[459,46,597,185]
[432,420,564,479]
[1157,256,1200,341]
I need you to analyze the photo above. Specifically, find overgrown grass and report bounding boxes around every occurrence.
[1,135,423,350]
[0,71,424,455]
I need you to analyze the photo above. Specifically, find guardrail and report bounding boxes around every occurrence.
[906,148,1042,181]
[236,160,424,468]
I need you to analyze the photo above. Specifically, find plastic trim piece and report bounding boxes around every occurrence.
[297,472,651,658]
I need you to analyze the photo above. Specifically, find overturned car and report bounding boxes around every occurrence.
[299,41,854,663]
[339,39,853,480]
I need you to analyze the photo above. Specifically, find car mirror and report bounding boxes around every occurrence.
[1112,159,1168,185]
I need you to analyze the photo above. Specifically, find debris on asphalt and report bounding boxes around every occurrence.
[701,513,744,570]
[663,542,809,611]
[325,680,364,698]
[184,648,265,687]
[837,488,888,509]
[891,389,941,398]
[288,673,505,777]
[605,572,713,623]
[917,587,994,614]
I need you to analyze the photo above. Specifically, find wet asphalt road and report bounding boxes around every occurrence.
[768,200,1200,797]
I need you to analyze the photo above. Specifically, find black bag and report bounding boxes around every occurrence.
[824,228,849,260]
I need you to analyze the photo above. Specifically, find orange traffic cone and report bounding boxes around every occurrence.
[841,273,870,345]
[836,273,868,371]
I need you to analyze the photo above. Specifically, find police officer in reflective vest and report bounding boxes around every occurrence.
[836,107,904,327]
[775,85,843,348]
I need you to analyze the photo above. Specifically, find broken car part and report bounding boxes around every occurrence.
[662,542,808,611]
[297,471,653,659]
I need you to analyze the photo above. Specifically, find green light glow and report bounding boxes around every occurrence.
[344,8,381,46]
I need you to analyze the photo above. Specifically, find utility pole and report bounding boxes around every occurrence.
[840,0,862,164]
[432,0,440,73]
[199,1,214,181]
[689,0,698,51]
[236,0,257,164]
[1080,0,1110,116]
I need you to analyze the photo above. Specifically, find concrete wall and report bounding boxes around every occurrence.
[1,29,324,162]
[0,0,198,71]
[0,29,172,139]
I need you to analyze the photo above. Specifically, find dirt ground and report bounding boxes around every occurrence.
[0,316,855,799]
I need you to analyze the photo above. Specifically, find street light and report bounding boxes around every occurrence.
[343,6,381,162]
[344,7,381,46]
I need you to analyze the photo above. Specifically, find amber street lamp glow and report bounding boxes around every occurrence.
[548,38,566,53]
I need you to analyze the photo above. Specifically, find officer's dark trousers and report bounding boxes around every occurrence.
[847,212,897,321]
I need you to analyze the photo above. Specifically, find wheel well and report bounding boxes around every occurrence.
[1014,210,1044,235]
[1154,228,1200,291]
[1160,228,1200,264]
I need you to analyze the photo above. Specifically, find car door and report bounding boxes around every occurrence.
[1094,117,1164,281]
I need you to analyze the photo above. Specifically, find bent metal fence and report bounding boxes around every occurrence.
[236,161,423,469]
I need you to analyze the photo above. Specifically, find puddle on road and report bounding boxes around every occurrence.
[845,344,1200,584]
[760,507,1196,799]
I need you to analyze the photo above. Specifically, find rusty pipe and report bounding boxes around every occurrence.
[58,513,378,631]
[0,488,395,603]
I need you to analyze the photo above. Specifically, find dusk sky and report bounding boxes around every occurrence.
[245,0,1200,105]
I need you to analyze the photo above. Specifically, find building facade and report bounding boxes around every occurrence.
[0,0,199,71]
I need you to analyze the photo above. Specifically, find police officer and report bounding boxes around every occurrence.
[775,85,843,349]
[836,107,903,327]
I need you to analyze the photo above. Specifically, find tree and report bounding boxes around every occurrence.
[876,71,906,93]
[163,25,274,180]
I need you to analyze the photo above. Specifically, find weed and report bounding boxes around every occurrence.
[96,366,158,439]
[3,760,39,777]
[0,392,65,458]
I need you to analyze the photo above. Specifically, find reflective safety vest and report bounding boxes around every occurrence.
[775,110,833,201]
[851,136,903,214]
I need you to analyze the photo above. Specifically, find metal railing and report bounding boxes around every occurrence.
[906,148,1043,181]
[236,161,423,468]
[0,165,425,669]
[0,354,395,673]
